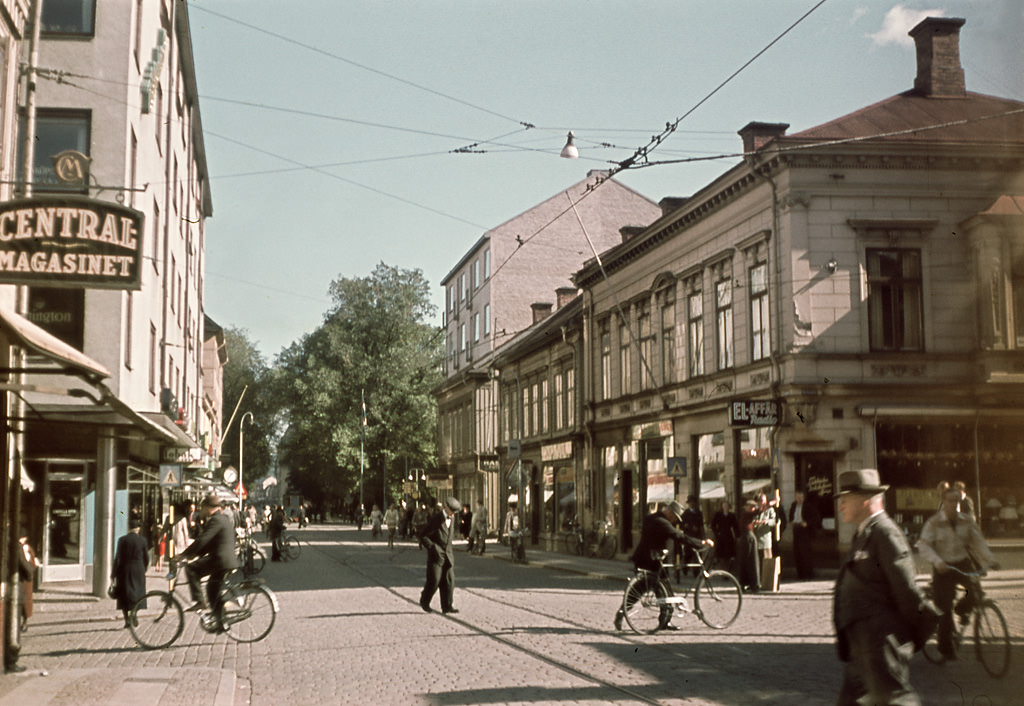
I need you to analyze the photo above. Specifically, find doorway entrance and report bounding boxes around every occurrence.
[43,467,87,582]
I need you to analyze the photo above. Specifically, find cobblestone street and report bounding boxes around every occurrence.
[1,525,1021,706]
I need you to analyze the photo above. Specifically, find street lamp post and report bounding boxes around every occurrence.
[239,412,253,506]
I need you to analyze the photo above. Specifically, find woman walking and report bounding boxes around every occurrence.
[112,517,149,628]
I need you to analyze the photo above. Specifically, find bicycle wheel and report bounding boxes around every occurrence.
[695,570,742,629]
[249,546,266,574]
[622,574,666,634]
[223,583,278,643]
[283,535,301,560]
[129,590,184,649]
[565,532,581,556]
[974,600,1010,678]
[597,534,618,560]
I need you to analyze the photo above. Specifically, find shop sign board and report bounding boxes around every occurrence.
[478,453,500,472]
[0,196,144,290]
[541,440,572,462]
[729,399,781,427]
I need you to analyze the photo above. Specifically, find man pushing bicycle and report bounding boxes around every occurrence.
[614,499,713,632]
[174,491,240,632]
[917,484,998,660]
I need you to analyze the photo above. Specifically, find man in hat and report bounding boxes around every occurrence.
[833,469,932,706]
[177,492,240,632]
[419,496,462,614]
[614,500,713,631]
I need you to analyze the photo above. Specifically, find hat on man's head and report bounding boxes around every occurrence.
[835,468,889,497]
[128,517,142,530]
[445,496,462,513]
[666,500,685,520]
[200,491,221,508]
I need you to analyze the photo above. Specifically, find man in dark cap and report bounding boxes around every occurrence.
[614,500,713,631]
[419,496,461,614]
[177,492,240,632]
[833,469,934,706]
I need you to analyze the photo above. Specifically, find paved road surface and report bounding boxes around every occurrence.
[1,524,1020,705]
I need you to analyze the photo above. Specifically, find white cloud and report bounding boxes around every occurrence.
[870,4,946,46]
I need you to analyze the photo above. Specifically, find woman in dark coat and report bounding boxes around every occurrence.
[735,500,761,593]
[112,517,149,627]
[710,500,738,572]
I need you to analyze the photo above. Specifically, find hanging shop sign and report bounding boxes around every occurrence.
[0,196,144,290]
[729,399,781,427]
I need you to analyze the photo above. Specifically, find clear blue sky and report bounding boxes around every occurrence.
[188,0,1023,358]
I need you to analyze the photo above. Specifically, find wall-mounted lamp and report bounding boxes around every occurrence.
[826,257,838,274]
[560,131,579,159]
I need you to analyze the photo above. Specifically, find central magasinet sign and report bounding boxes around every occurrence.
[0,196,144,290]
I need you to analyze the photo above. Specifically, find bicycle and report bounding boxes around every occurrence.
[281,533,301,561]
[128,559,278,649]
[565,517,618,559]
[620,545,742,634]
[921,566,1009,678]
[236,530,266,577]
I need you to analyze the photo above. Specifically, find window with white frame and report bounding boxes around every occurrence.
[484,249,491,279]
[637,301,653,390]
[715,278,734,369]
[619,318,631,395]
[41,0,96,35]
[687,290,704,377]
[600,321,612,400]
[484,303,491,336]
[749,262,770,361]
[661,292,675,384]
[474,313,480,342]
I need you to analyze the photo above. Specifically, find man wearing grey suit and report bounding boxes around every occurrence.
[419,496,461,614]
[833,469,930,706]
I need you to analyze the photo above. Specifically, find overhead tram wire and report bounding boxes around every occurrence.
[189,2,539,131]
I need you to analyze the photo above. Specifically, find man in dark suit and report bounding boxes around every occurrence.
[614,500,712,631]
[419,496,461,614]
[178,492,240,632]
[833,469,930,706]
[789,490,821,579]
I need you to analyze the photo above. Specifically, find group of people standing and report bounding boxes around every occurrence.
[692,490,822,594]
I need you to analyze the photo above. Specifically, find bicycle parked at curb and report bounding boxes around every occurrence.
[921,566,1009,678]
[236,528,265,577]
[620,545,742,634]
[127,557,278,649]
[564,516,618,559]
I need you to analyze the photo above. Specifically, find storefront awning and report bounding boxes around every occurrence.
[0,305,109,381]
[858,405,1024,419]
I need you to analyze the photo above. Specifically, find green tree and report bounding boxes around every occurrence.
[276,263,442,511]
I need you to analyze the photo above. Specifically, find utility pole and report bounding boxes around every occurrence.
[360,389,366,516]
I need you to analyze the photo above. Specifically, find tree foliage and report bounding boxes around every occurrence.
[221,327,278,495]
[275,263,442,509]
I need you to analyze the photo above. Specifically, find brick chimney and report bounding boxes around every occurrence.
[619,225,646,243]
[531,302,553,324]
[555,287,578,309]
[738,122,789,154]
[909,17,966,98]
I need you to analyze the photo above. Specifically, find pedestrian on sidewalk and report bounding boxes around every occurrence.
[268,505,286,561]
[469,499,488,554]
[419,496,461,614]
[789,490,821,580]
[384,503,400,549]
[370,504,383,539]
[710,500,738,573]
[17,529,40,631]
[111,517,149,628]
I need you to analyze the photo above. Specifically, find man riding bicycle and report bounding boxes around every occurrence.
[614,500,713,631]
[917,485,998,659]
[175,491,240,632]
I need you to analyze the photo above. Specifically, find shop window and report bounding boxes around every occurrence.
[42,0,96,36]
[696,432,726,502]
[867,248,923,351]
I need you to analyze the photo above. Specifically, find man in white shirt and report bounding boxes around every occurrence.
[917,485,997,659]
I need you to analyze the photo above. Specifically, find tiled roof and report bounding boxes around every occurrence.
[788,91,1024,145]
